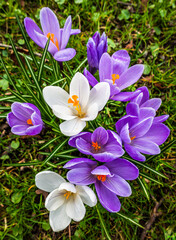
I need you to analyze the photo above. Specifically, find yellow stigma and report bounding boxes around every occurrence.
[111,74,120,84]
[64,191,72,200]
[27,119,33,125]
[92,141,101,151]
[130,136,136,141]
[97,175,106,182]
[47,32,59,51]
[68,95,85,118]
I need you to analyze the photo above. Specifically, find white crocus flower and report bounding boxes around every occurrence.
[43,72,110,136]
[35,171,97,232]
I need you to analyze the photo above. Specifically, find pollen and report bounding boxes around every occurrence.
[92,141,101,151]
[47,32,59,51]
[97,175,106,182]
[130,136,136,141]
[111,74,120,84]
[27,119,33,125]
[64,191,72,200]
[68,95,85,117]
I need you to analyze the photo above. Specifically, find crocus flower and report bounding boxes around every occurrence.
[24,7,80,62]
[68,126,124,162]
[35,171,97,232]
[84,50,144,101]
[87,32,108,74]
[115,107,170,161]
[64,158,139,212]
[7,102,43,135]
[43,72,110,136]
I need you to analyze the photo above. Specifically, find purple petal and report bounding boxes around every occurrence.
[67,168,96,185]
[92,31,100,46]
[7,112,26,127]
[61,16,72,49]
[70,29,81,35]
[132,138,160,155]
[142,123,170,145]
[91,165,113,176]
[139,107,156,120]
[87,38,98,69]
[105,158,139,180]
[83,68,98,87]
[95,181,121,212]
[76,138,92,155]
[111,91,140,102]
[124,143,146,161]
[11,102,34,121]
[91,127,108,146]
[25,103,41,116]
[92,147,124,162]
[126,103,139,117]
[53,48,76,62]
[99,53,112,81]
[40,7,60,42]
[141,98,161,111]
[130,117,153,138]
[31,112,43,125]
[63,158,97,170]
[68,132,91,147]
[116,64,144,91]
[25,124,43,135]
[102,175,132,197]
[102,79,120,97]
[120,123,131,144]
[115,115,137,134]
[11,125,28,135]
[112,50,130,76]
[97,34,108,61]
[132,86,149,105]
[107,130,122,146]
[153,115,169,124]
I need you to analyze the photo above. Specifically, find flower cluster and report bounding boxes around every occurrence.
[6,7,170,233]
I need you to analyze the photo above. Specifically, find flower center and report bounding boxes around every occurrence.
[64,191,72,200]
[97,175,106,182]
[111,74,120,84]
[92,141,101,151]
[27,119,33,125]
[68,95,85,118]
[130,136,136,141]
[47,32,59,51]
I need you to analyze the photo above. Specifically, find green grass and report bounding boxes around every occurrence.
[0,0,176,239]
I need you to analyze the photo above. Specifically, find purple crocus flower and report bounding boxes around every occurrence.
[24,7,81,62]
[7,102,43,135]
[64,158,139,212]
[69,127,124,162]
[84,50,144,101]
[87,32,108,74]
[115,106,170,161]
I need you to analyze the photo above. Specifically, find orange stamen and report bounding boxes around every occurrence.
[47,32,59,51]
[130,136,136,141]
[68,95,85,117]
[27,119,33,125]
[97,175,106,182]
[111,74,120,84]
[92,141,101,151]
[64,191,72,200]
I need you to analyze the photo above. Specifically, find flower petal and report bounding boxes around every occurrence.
[130,117,153,138]
[63,158,97,170]
[91,127,109,145]
[112,50,130,75]
[49,205,71,232]
[76,138,92,155]
[25,124,43,135]
[11,102,33,121]
[105,158,139,180]
[95,181,121,212]
[59,118,86,136]
[141,98,161,111]
[59,182,77,193]
[66,194,86,221]
[153,115,169,124]
[7,112,26,127]
[54,48,76,62]
[99,53,112,81]
[120,123,131,144]
[43,86,69,108]
[61,16,72,49]
[87,37,99,69]
[102,175,132,197]
[81,103,99,121]
[66,168,96,185]
[91,165,113,176]
[76,185,97,207]
[111,91,140,102]
[83,68,98,87]
[68,132,92,147]
[126,103,139,117]
[52,105,76,120]
[116,64,144,91]
[88,82,110,111]
[35,171,66,192]
[45,188,65,211]
[132,138,160,155]
[11,125,28,135]
[139,107,156,120]
[70,29,81,35]
[124,143,146,161]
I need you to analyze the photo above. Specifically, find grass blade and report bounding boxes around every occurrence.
[39,136,61,150]
[75,57,87,72]
[139,172,163,185]
[116,212,144,229]
[137,177,150,201]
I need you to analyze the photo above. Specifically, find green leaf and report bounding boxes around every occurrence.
[42,222,50,231]
[107,38,116,52]
[11,191,23,204]
[151,44,159,57]
[154,26,161,35]
[1,155,9,160]
[137,177,150,201]
[118,9,130,21]
[116,212,144,229]
[18,39,25,45]
[0,79,9,90]
[11,140,20,149]
[55,0,65,4]
[75,0,84,4]
[143,64,151,75]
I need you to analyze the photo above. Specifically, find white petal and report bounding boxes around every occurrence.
[70,72,90,109]
[81,103,98,121]
[76,185,97,207]
[66,194,86,221]
[60,118,86,136]
[35,171,66,192]
[43,86,69,108]
[59,182,77,193]
[49,205,71,232]
[45,188,65,211]
[88,82,110,111]
[52,105,76,120]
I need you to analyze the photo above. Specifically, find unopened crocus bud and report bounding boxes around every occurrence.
[87,31,108,74]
